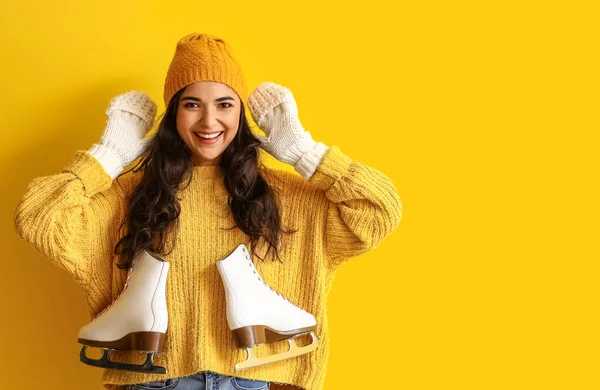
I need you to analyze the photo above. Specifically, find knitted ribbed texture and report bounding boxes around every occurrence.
[248,81,296,129]
[247,82,322,179]
[13,145,402,390]
[88,91,157,180]
[296,141,330,180]
[163,33,249,124]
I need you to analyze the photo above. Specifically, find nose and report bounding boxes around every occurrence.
[198,106,219,129]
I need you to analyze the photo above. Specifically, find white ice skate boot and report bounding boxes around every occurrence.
[216,243,319,370]
[78,249,170,374]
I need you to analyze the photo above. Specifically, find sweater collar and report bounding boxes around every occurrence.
[191,164,222,179]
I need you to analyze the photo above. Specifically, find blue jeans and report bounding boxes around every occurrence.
[124,371,270,390]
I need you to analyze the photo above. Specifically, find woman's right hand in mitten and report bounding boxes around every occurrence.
[88,91,157,179]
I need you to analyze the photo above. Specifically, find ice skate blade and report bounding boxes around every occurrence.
[80,346,167,374]
[234,331,319,371]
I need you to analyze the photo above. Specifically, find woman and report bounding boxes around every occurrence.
[13,33,403,390]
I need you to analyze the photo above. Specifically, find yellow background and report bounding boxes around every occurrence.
[2,1,598,389]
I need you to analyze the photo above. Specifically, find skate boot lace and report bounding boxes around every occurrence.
[92,261,134,320]
[242,246,300,309]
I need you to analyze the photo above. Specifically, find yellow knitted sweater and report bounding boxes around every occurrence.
[13,144,402,390]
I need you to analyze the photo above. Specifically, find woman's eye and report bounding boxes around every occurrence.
[183,102,232,108]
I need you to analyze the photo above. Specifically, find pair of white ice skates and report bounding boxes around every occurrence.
[77,244,319,374]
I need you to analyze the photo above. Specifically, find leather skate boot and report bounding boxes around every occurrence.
[216,244,319,370]
[78,249,170,374]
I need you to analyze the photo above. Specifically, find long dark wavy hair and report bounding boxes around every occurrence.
[113,86,297,269]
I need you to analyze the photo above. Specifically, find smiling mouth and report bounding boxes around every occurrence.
[194,131,224,140]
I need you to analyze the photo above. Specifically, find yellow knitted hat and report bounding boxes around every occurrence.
[163,33,249,117]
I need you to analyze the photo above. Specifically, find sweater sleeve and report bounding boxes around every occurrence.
[307,145,403,270]
[13,150,126,286]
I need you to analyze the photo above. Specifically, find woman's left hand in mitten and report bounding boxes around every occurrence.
[248,82,330,180]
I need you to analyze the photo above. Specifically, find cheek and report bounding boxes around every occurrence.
[223,128,238,145]
[175,114,183,134]
[228,107,241,128]
[224,113,241,138]
[227,118,240,131]
[175,115,191,138]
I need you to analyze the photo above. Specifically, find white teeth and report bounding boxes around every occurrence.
[196,132,222,139]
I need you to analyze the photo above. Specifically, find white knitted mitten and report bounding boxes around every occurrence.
[88,91,157,179]
[248,82,329,180]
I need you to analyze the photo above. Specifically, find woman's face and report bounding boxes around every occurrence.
[176,81,241,166]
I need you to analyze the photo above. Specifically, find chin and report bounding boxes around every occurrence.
[194,150,221,161]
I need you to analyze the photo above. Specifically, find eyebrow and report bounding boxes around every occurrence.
[181,96,235,103]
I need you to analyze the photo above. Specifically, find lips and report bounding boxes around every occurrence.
[195,131,222,135]
[195,131,223,138]
[193,131,223,143]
